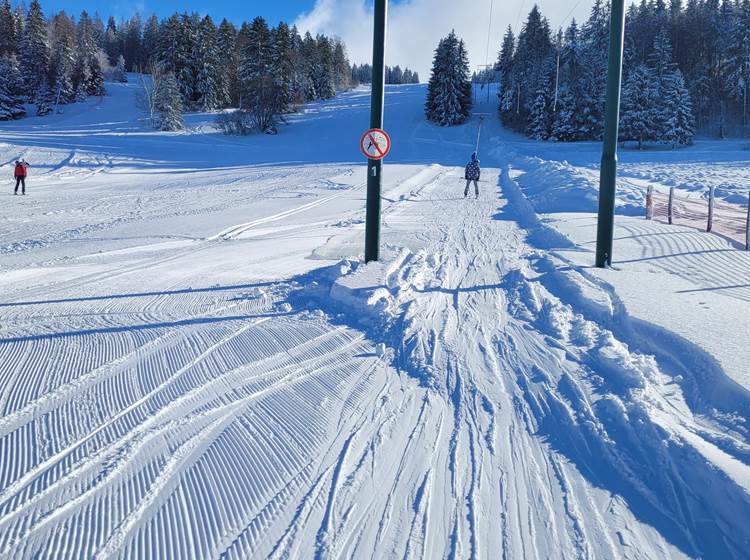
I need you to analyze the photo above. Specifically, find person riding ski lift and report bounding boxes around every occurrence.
[464,152,480,199]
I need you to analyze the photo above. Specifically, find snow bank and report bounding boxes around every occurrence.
[509,156,644,216]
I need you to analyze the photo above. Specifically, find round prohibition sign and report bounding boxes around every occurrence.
[360,128,392,160]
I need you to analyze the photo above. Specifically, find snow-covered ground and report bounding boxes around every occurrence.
[0,79,748,559]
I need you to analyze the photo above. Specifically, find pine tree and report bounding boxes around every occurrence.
[217,19,238,106]
[19,0,50,100]
[123,14,142,71]
[73,11,105,98]
[113,54,127,82]
[0,0,17,57]
[104,17,120,66]
[87,54,105,96]
[157,15,182,76]
[393,65,404,85]
[155,72,183,131]
[551,86,579,140]
[725,0,750,126]
[300,32,319,101]
[289,28,312,104]
[577,2,609,139]
[331,39,351,91]
[92,12,105,48]
[313,35,336,99]
[502,6,554,131]
[650,29,678,78]
[271,22,294,112]
[549,20,589,140]
[175,14,199,108]
[239,16,280,130]
[620,64,659,148]
[141,15,159,68]
[660,69,696,146]
[497,25,516,118]
[49,12,76,104]
[425,37,445,119]
[35,80,56,115]
[527,82,552,139]
[193,15,222,111]
[72,53,90,98]
[426,31,472,126]
[0,56,25,120]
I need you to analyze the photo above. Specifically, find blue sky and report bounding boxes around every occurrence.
[35,0,320,24]
[27,1,626,78]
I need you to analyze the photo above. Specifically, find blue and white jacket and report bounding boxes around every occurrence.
[465,159,481,181]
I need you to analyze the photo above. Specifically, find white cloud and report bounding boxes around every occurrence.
[295,0,635,81]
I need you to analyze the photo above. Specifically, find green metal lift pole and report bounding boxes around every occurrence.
[365,0,388,263]
[595,0,627,268]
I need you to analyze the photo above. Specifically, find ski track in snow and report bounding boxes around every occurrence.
[0,82,749,558]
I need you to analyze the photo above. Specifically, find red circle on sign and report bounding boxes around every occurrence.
[360,128,392,160]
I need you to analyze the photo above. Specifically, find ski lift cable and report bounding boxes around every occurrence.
[485,0,495,67]
[515,0,527,32]
[560,0,586,30]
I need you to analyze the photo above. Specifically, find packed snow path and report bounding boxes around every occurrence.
[1,82,749,558]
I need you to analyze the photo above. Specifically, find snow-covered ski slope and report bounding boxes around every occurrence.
[0,79,749,559]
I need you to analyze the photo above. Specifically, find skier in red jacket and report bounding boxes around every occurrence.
[14,160,28,195]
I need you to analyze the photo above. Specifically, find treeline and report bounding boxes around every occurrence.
[0,0,355,132]
[0,0,106,120]
[499,1,700,146]
[351,63,420,85]
[501,0,750,144]
[110,13,352,113]
[212,17,352,134]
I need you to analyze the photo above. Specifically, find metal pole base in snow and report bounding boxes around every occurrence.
[595,0,627,269]
[668,187,675,225]
[365,0,388,263]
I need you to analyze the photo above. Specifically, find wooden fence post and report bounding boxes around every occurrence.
[707,186,715,233]
[646,186,654,220]
[668,187,675,225]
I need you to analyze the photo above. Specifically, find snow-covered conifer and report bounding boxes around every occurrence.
[425,31,472,126]
[660,69,696,146]
[620,64,659,148]
[217,19,238,107]
[155,71,183,131]
[87,53,105,96]
[0,56,25,120]
[35,80,55,115]
[104,16,120,66]
[19,0,49,100]
[113,55,128,83]
[194,15,222,111]
[0,0,17,57]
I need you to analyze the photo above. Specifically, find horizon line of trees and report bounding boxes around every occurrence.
[137,13,353,133]
[1,0,355,133]
[351,63,420,85]
[0,0,106,120]
[498,1,705,147]
[498,0,750,145]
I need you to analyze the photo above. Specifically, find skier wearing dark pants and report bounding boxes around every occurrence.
[13,160,28,195]
[464,152,480,199]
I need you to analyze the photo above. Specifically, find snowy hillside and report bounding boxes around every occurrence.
[0,80,749,559]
